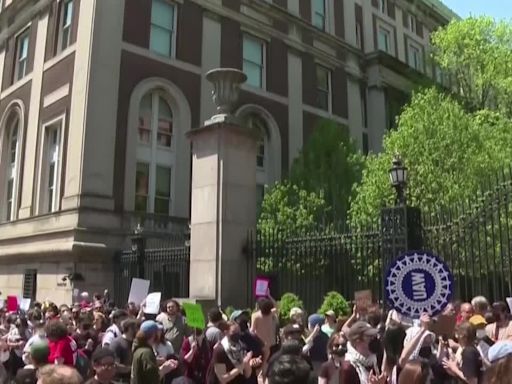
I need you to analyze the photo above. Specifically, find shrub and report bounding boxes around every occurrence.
[318,291,350,317]
[278,293,304,325]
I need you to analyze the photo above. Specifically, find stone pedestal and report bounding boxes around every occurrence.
[188,122,257,308]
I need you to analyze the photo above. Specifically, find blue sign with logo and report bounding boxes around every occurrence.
[385,251,453,318]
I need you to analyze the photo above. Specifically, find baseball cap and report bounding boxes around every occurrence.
[230,309,249,322]
[489,341,512,363]
[30,341,49,363]
[469,315,487,326]
[325,310,336,317]
[289,307,304,319]
[283,323,304,336]
[347,321,378,342]
[308,314,324,328]
[140,320,159,335]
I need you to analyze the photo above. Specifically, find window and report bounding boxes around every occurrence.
[14,29,29,81]
[316,65,331,111]
[378,0,387,14]
[135,91,175,215]
[360,86,367,128]
[22,270,37,300]
[58,0,73,52]
[2,114,20,222]
[312,0,326,31]
[408,44,423,71]
[408,14,417,34]
[377,27,391,53]
[362,132,369,155]
[355,22,362,49]
[39,122,62,214]
[243,35,265,89]
[150,0,176,57]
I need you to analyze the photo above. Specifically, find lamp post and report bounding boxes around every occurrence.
[131,223,146,279]
[389,154,407,206]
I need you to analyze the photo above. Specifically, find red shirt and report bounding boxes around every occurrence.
[48,336,77,366]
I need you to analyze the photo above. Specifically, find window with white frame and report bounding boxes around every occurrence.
[14,29,29,81]
[58,0,73,52]
[39,121,62,214]
[316,64,331,111]
[355,22,362,49]
[1,113,21,222]
[150,0,177,57]
[378,0,387,14]
[135,91,175,215]
[408,44,423,71]
[243,35,265,89]
[312,0,326,31]
[377,26,391,53]
[408,14,417,34]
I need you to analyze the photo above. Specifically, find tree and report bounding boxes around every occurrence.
[349,88,512,228]
[432,17,512,115]
[290,119,364,225]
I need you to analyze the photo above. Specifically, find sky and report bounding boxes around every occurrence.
[441,0,512,21]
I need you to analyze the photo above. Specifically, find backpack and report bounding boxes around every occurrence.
[75,349,92,379]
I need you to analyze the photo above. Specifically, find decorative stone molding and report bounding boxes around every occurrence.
[205,68,247,126]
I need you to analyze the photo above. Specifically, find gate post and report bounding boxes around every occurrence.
[187,68,257,308]
[131,224,146,279]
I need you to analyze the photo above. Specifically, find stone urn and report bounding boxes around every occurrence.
[205,68,247,125]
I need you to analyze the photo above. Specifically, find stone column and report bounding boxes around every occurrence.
[188,69,257,308]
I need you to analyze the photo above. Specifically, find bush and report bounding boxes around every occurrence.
[318,291,350,317]
[278,293,304,325]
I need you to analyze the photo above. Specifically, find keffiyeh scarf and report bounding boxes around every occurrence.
[346,342,378,384]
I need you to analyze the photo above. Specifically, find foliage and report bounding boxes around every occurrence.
[278,292,304,325]
[289,120,364,225]
[349,88,512,227]
[257,182,330,236]
[431,17,512,115]
[318,291,350,317]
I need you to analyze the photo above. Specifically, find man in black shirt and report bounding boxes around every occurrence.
[85,347,117,384]
[109,319,137,383]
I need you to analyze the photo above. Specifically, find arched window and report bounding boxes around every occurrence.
[0,110,22,222]
[135,90,175,215]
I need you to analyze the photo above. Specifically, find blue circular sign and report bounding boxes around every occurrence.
[385,251,453,318]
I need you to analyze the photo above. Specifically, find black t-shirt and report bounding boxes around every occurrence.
[15,367,38,384]
[460,346,483,384]
[208,345,248,384]
[109,336,133,381]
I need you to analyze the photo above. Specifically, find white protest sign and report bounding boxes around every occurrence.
[507,298,512,314]
[128,278,150,305]
[144,292,162,314]
[19,298,31,312]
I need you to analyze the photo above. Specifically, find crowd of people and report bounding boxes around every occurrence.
[0,291,511,384]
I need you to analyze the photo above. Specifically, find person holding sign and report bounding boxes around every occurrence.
[208,321,253,384]
[156,300,189,353]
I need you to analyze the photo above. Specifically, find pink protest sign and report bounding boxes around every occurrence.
[254,277,270,298]
[6,296,18,312]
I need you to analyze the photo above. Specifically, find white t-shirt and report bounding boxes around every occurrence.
[102,324,121,346]
[154,341,174,358]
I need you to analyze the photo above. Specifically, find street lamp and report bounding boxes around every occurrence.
[389,154,407,206]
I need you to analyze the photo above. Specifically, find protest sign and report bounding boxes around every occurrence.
[6,296,18,312]
[385,251,453,318]
[182,302,206,330]
[254,277,270,298]
[144,292,162,315]
[506,298,512,314]
[128,278,150,305]
[19,298,31,312]
[354,290,372,311]
[431,314,457,338]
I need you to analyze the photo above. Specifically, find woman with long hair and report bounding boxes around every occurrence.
[381,324,406,383]
[397,360,431,384]
[318,333,346,384]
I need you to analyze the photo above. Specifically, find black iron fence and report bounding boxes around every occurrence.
[114,233,190,305]
[247,167,512,313]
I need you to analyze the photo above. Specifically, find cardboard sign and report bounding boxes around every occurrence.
[431,314,457,338]
[182,302,206,330]
[19,298,31,312]
[144,292,162,315]
[6,296,18,312]
[385,251,453,318]
[128,278,150,305]
[254,277,270,297]
[354,290,372,311]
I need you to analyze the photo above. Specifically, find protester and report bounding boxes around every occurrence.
[397,360,431,384]
[206,308,224,348]
[23,321,46,366]
[458,303,474,324]
[381,324,406,382]
[156,300,189,353]
[251,297,279,366]
[72,315,97,359]
[268,354,312,384]
[46,320,77,366]
[208,321,253,384]
[485,341,512,383]
[131,320,178,384]
[305,314,327,371]
[318,333,346,384]
[36,364,82,384]
[180,327,211,384]
[102,310,128,347]
[109,318,137,383]
[486,302,512,341]
[84,347,116,384]
[471,296,489,317]
[289,308,305,327]
[321,311,337,338]
[231,310,263,384]
[15,340,49,384]
[469,315,492,367]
